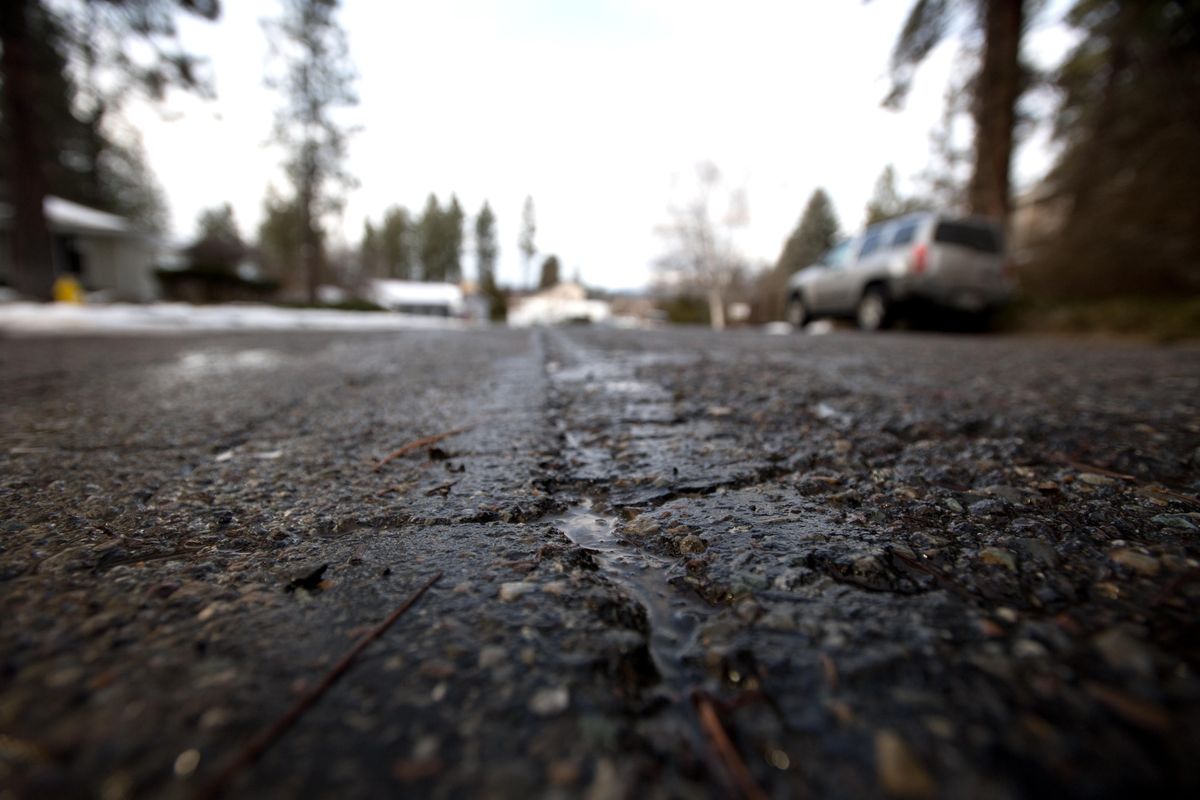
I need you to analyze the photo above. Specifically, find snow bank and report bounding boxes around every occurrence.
[0,302,466,337]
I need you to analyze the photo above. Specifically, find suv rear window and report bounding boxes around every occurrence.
[934,221,1002,253]
[891,221,919,246]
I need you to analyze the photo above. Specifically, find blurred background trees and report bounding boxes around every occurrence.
[0,0,217,299]
[1026,0,1200,300]
[265,0,357,304]
[864,165,930,225]
[655,162,748,330]
[474,202,506,321]
[519,196,536,291]
[538,255,561,290]
[884,0,1027,223]
[777,189,841,276]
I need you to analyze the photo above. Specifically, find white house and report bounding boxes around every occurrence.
[507,282,611,327]
[369,279,465,317]
[0,196,160,301]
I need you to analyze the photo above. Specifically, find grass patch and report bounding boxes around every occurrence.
[1002,295,1200,343]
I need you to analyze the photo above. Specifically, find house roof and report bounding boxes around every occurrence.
[370,279,463,307]
[0,196,132,236]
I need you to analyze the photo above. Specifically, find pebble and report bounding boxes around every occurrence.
[983,485,1025,504]
[1014,537,1058,567]
[1013,639,1048,659]
[968,499,1007,517]
[624,515,660,536]
[979,547,1017,572]
[478,646,506,669]
[874,729,935,798]
[499,582,537,601]
[173,748,200,778]
[528,686,570,716]
[1108,548,1160,577]
[1152,513,1199,532]
[1093,628,1155,677]
[679,535,708,554]
[1079,473,1116,487]
[735,599,760,623]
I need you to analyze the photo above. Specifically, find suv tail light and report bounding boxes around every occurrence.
[911,243,928,274]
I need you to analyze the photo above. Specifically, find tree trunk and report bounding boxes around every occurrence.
[968,0,1024,225]
[0,0,56,300]
[299,179,321,305]
[707,288,726,331]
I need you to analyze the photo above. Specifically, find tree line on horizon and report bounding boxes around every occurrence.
[4,0,1194,310]
[664,0,1199,327]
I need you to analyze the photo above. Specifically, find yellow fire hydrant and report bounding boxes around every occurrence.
[52,275,85,304]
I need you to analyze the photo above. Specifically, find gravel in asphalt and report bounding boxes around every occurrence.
[1,326,1198,799]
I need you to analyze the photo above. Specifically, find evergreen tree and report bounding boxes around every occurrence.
[379,206,412,279]
[446,194,465,283]
[474,202,498,285]
[538,255,561,290]
[865,165,930,225]
[265,0,357,303]
[883,0,1028,223]
[257,188,304,284]
[519,196,536,289]
[359,220,382,279]
[1036,0,1200,297]
[418,194,444,281]
[776,189,840,275]
[196,203,242,245]
[0,0,217,298]
[474,202,505,321]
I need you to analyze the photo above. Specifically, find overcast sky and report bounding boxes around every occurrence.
[126,0,1073,291]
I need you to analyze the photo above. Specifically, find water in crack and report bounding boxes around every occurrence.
[554,501,709,688]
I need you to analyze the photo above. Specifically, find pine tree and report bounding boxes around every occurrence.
[475,202,498,285]
[865,165,930,225]
[519,196,536,290]
[446,194,464,283]
[265,0,357,303]
[197,204,242,245]
[359,220,381,279]
[257,188,305,284]
[379,206,412,279]
[0,0,217,299]
[776,189,840,276]
[1035,0,1200,298]
[474,202,505,321]
[538,255,560,290]
[884,0,1027,223]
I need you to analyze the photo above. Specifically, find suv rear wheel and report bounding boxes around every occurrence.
[786,294,809,329]
[856,286,890,331]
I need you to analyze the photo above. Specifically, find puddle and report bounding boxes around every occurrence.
[553,501,708,687]
[171,348,282,377]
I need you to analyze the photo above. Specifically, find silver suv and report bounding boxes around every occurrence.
[785,212,1013,330]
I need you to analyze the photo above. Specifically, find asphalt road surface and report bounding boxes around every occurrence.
[2,326,1199,799]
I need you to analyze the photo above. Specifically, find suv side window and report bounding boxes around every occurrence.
[823,240,852,269]
[858,227,886,259]
[891,221,919,246]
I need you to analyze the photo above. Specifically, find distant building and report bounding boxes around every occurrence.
[507,282,611,327]
[369,279,464,316]
[0,196,160,301]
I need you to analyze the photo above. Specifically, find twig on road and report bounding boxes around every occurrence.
[197,572,443,799]
[692,691,769,800]
[373,427,470,472]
